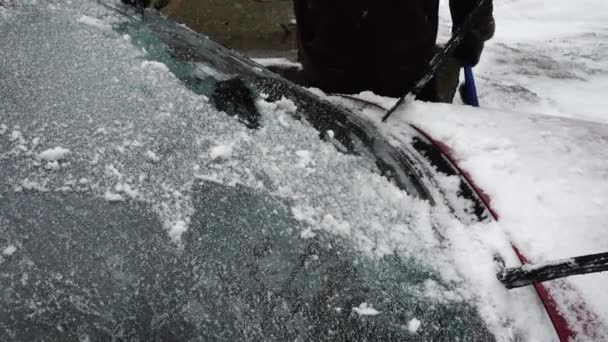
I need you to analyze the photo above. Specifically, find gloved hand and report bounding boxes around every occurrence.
[453,17,495,66]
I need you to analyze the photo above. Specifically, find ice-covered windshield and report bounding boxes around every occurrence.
[0,1,495,340]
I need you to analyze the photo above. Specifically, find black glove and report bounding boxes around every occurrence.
[454,17,495,66]
[454,36,485,66]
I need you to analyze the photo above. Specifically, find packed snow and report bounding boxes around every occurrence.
[145,150,161,162]
[168,219,188,242]
[104,191,125,202]
[38,147,71,161]
[2,245,17,256]
[208,143,234,160]
[352,302,380,316]
[407,318,421,333]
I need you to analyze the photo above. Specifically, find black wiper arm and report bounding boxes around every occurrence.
[498,251,608,289]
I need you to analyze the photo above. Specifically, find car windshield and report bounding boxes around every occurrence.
[0,1,493,340]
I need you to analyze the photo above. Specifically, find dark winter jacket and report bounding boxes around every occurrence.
[293,0,494,97]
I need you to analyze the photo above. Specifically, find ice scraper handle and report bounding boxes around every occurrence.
[497,251,608,289]
[462,65,479,107]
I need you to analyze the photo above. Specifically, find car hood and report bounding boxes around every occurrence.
[327,92,608,339]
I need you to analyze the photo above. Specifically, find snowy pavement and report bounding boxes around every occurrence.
[469,0,608,123]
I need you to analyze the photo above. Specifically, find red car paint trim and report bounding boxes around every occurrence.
[409,124,499,220]
[409,123,575,341]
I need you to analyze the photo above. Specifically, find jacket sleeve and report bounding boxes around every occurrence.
[449,0,495,42]
[449,0,494,66]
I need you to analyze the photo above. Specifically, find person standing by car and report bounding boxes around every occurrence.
[292,0,495,103]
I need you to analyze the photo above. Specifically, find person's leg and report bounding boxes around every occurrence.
[416,52,461,103]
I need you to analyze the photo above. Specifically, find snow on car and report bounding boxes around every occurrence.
[0,0,606,341]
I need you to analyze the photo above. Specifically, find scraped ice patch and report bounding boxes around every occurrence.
[38,147,70,161]
[141,60,169,72]
[2,245,17,256]
[77,15,111,31]
[407,318,421,333]
[251,57,303,71]
[209,144,233,160]
[0,124,7,135]
[168,220,188,241]
[194,62,229,81]
[352,302,380,316]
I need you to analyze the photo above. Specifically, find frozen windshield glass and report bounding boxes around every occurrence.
[0,1,493,340]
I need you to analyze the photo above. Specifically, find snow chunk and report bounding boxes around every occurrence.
[295,150,314,168]
[291,205,318,225]
[38,147,70,161]
[45,161,60,170]
[407,318,421,333]
[352,302,380,316]
[145,150,161,163]
[300,228,317,240]
[209,144,233,160]
[114,183,140,199]
[105,164,123,179]
[275,96,298,113]
[2,244,17,256]
[104,191,125,202]
[77,15,111,31]
[21,179,48,192]
[9,130,23,143]
[0,124,7,135]
[168,220,188,241]
[321,214,351,236]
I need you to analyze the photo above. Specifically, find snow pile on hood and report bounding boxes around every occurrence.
[328,91,608,340]
[403,102,608,339]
